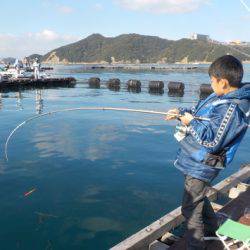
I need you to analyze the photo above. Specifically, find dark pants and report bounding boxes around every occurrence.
[181,175,218,250]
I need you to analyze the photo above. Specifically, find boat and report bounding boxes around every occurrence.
[111,164,250,250]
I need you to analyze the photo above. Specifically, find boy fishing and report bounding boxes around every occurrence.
[166,55,250,249]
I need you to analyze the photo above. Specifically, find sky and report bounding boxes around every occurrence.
[1,0,250,58]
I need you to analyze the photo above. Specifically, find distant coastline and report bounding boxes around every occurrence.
[41,61,250,66]
[1,33,250,65]
[41,34,250,65]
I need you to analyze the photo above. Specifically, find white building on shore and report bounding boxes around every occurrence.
[190,33,210,42]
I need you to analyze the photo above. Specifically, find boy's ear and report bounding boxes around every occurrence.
[219,78,229,89]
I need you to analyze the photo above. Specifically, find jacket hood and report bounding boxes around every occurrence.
[222,83,250,114]
[223,83,250,100]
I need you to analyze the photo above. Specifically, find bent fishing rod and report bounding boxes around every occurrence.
[4,106,211,162]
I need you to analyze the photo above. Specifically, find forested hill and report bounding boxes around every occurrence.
[42,33,250,64]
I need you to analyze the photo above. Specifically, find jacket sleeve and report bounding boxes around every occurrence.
[178,100,203,115]
[178,100,207,115]
[188,103,247,153]
[178,94,216,115]
[178,106,196,115]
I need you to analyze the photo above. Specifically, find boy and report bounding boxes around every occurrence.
[166,55,250,249]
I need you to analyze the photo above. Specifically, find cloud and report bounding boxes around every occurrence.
[30,123,126,162]
[0,29,80,58]
[41,1,74,14]
[83,125,126,161]
[115,0,207,14]
[58,5,74,14]
[241,14,250,20]
[35,29,60,41]
[93,3,103,11]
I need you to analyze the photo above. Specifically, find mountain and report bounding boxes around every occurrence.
[27,54,43,61]
[1,55,43,65]
[43,33,173,64]
[42,34,250,64]
[162,39,250,63]
[0,57,16,64]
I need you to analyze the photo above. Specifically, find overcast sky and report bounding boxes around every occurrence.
[1,0,250,58]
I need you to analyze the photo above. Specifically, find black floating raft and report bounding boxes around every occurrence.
[200,83,213,94]
[88,77,101,88]
[200,84,213,99]
[167,81,185,97]
[149,81,164,90]
[0,77,76,93]
[107,78,121,89]
[41,67,54,71]
[168,81,185,92]
[127,79,141,89]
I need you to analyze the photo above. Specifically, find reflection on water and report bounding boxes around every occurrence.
[149,89,164,95]
[108,86,120,92]
[80,217,123,232]
[0,65,249,250]
[16,91,24,110]
[35,90,43,114]
[0,93,2,110]
[128,87,141,93]
[30,123,127,161]
[168,90,184,98]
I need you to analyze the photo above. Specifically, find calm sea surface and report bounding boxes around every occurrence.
[0,64,249,250]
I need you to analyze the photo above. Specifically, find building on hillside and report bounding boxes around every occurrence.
[190,33,210,41]
[229,40,250,46]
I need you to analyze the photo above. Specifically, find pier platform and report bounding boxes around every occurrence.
[0,77,76,93]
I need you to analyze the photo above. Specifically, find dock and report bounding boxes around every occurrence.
[111,164,250,250]
[0,77,76,93]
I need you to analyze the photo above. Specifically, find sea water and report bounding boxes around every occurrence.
[0,64,249,250]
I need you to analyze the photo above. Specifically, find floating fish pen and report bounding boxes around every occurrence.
[200,83,213,99]
[40,67,54,71]
[127,79,141,89]
[148,81,164,95]
[127,80,141,92]
[86,77,214,98]
[25,67,54,72]
[111,164,250,250]
[88,65,200,71]
[149,81,164,91]
[168,81,185,97]
[86,78,250,100]
[0,77,76,93]
[88,77,101,88]
[107,78,121,91]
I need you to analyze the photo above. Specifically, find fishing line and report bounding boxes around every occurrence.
[4,106,210,162]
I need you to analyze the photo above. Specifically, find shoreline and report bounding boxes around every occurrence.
[41,61,250,66]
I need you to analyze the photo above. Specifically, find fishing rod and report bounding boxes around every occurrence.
[4,106,210,161]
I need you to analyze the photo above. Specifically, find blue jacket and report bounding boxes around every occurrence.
[174,83,250,183]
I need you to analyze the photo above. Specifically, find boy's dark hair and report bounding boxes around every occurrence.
[208,55,243,87]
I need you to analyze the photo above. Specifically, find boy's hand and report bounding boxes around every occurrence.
[179,112,194,126]
[165,109,180,120]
